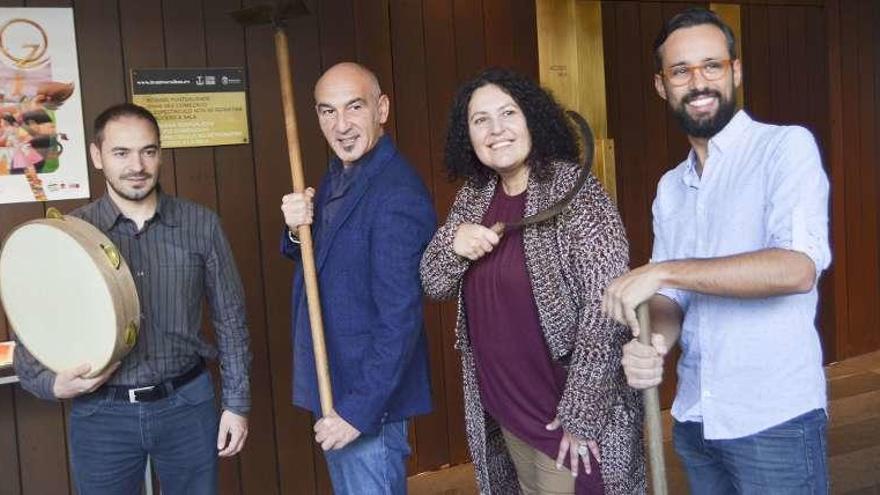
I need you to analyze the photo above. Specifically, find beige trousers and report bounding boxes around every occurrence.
[502,428,576,495]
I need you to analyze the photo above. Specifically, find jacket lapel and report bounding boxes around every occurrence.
[315,144,393,271]
[316,176,369,271]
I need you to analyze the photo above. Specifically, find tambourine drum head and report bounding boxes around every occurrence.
[0,223,119,374]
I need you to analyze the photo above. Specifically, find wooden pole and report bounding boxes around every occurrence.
[273,28,333,415]
[637,304,668,495]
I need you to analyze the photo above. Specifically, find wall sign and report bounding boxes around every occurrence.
[131,67,250,149]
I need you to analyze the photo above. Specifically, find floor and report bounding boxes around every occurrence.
[407,350,880,494]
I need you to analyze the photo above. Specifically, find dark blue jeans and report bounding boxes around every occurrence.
[323,419,410,495]
[673,409,828,494]
[68,371,219,495]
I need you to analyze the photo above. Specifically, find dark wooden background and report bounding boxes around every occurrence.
[0,0,877,494]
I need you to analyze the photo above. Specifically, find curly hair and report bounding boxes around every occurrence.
[444,67,578,186]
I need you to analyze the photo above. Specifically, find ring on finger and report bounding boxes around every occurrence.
[577,443,588,457]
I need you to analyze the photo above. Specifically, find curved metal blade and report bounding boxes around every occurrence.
[228,1,311,27]
[493,110,595,234]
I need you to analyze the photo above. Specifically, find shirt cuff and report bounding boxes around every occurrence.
[33,370,58,401]
[222,397,250,417]
[773,212,830,274]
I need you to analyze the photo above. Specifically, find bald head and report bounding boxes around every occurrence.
[315,62,382,100]
[314,62,390,165]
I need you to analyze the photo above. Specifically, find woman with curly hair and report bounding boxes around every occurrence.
[420,68,645,494]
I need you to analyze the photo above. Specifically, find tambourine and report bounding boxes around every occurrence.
[0,208,140,377]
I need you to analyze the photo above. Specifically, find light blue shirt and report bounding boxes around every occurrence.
[652,111,831,440]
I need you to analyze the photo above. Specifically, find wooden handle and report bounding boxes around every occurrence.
[274,28,333,416]
[489,221,506,236]
[637,304,668,495]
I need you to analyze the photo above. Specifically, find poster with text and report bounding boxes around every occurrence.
[0,8,89,204]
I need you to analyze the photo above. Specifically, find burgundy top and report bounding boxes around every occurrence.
[463,186,602,493]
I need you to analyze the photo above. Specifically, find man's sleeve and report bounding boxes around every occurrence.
[765,127,831,274]
[280,226,301,260]
[205,216,252,415]
[651,188,691,311]
[13,339,57,400]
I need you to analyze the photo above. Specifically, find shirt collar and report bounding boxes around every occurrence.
[153,190,178,227]
[681,110,752,188]
[682,150,701,188]
[328,134,393,176]
[93,188,177,231]
[709,109,752,155]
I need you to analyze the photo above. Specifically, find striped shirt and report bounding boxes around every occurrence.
[14,191,251,414]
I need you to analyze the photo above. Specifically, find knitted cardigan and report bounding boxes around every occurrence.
[420,161,646,494]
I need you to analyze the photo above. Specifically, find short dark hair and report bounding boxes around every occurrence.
[93,103,160,147]
[444,67,578,186]
[653,7,737,69]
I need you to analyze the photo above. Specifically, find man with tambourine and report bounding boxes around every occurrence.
[11,103,252,495]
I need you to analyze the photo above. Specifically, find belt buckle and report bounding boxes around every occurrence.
[128,385,155,403]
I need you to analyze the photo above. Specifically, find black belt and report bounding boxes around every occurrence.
[106,361,205,403]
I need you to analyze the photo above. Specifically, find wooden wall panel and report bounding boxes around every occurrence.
[317,0,356,68]
[829,0,879,360]
[0,389,19,495]
[742,5,770,118]
[852,0,880,357]
[205,1,281,493]
[875,0,880,357]
[243,4,323,495]
[824,0,846,366]
[389,0,447,474]
[444,1,487,465]
[836,0,863,361]
[422,0,469,468]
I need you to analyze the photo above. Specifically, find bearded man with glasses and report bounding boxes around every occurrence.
[602,7,831,494]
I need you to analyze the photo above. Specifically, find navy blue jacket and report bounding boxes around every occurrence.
[281,135,436,434]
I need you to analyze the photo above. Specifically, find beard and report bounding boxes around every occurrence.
[106,171,158,202]
[672,87,737,139]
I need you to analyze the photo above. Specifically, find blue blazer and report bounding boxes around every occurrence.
[282,136,436,434]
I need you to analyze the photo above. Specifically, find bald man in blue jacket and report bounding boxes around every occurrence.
[280,62,435,495]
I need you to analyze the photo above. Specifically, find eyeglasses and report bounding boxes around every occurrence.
[659,59,733,87]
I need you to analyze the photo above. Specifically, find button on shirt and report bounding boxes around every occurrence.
[652,111,831,440]
[14,192,252,414]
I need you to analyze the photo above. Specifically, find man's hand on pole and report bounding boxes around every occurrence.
[602,263,665,335]
[314,410,361,451]
[281,187,315,232]
[621,334,670,389]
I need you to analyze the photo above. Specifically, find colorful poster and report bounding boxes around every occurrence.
[0,8,88,204]
[131,68,250,148]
